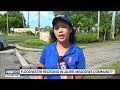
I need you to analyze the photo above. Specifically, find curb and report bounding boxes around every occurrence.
[80,46,88,49]
[15,44,43,52]
[14,48,37,79]
[15,44,88,51]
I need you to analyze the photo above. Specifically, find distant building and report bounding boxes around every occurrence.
[10,27,38,35]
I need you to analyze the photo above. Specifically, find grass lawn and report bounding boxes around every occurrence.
[18,39,49,49]
[84,60,120,79]
[18,39,120,49]
[0,34,39,40]
[77,39,120,48]
[1,34,120,49]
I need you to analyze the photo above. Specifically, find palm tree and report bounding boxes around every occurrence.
[27,11,29,28]
[97,11,100,40]
[38,11,40,39]
[111,11,116,40]
[7,11,9,35]
[22,11,25,31]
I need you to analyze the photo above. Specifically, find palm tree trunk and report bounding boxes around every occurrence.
[22,11,25,32]
[111,11,116,40]
[27,11,29,28]
[97,11,100,40]
[103,29,106,41]
[7,11,9,35]
[38,11,40,39]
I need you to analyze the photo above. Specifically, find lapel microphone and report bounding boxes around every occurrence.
[58,56,63,69]
[58,56,63,62]
[58,56,66,69]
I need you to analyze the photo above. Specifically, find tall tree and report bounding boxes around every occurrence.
[22,11,25,30]
[7,11,26,28]
[27,11,29,28]
[114,12,120,37]
[53,11,97,33]
[38,11,40,39]
[97,11,100,40]
[7,11,9,34]
[100,11,111,41]
[0,11,26,33]
[111,11,116,40]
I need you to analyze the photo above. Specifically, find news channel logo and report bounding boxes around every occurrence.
[5,69,20,77]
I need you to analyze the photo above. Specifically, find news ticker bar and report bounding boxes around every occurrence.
[5,69,116,77]
[19,69,115,75]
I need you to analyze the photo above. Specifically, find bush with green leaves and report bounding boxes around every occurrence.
[26,31,34,35]
[75,32,98,43]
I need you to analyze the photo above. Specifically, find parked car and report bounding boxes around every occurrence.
[0,36,8,51]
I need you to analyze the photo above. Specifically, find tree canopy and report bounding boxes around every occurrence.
[0,11,26,33]
[53,11,120,41]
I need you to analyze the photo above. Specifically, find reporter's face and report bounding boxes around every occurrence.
[53,21,72,42]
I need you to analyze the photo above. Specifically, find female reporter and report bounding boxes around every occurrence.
[37,15,86,79]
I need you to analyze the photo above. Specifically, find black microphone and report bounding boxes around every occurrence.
[58,56,66,69]
[58,56,63,62]
[58,56,63,69]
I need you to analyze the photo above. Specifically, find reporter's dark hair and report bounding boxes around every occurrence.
[50,26,76,44]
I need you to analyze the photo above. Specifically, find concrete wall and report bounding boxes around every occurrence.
[10,28,37,34]
[39,32,50,42]
[10,28,51,42]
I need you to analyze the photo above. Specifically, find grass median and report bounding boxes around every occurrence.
[18,38,120,49]
[0,34,39,40]
[84,60,120,79]
[77,39,120,47]
[18,39,49,49]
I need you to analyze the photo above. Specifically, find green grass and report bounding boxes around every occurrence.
[18,39,49,49]
[2,33,120,49]
[18,38,120,49]
[0,34,39,40]
[84,60,120,79]
[77,39,120,48]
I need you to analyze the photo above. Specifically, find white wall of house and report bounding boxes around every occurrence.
[10,28,51,42]
[10,28,37,34]
[39,32,50,42]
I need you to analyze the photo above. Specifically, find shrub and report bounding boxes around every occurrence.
[75,32,98,43]
[26,31,34,35]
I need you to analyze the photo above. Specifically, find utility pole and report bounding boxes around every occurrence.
[7,11,9,35]
[111,11,116,40]
[22,11,25,31]
[38,11,40,39]
[97,11,100,40]
[28,11,29,28]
